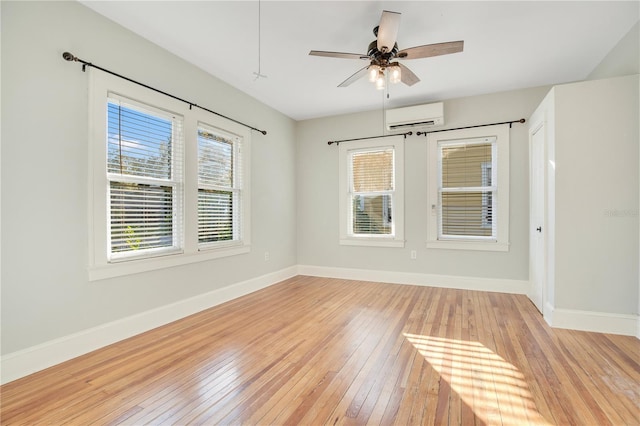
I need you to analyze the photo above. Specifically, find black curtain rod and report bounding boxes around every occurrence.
[328,131,412,146]
[416,118,525,136]
[62,52,268,135]
[327,118,525,145]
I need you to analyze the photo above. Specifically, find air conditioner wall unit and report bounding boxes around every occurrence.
[385,102,444,131]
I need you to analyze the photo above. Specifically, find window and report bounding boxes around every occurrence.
[427,125,509,251]
[197,125,243,248]
[439,138,496,238]
[339,136,404,247]
[107,95,183,260]
[90,72,250,280]
[351,148,394,235]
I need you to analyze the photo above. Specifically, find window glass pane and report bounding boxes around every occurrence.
[108,101,174,179]
[442,143,492,188]
[441,191,493,236]
[352,194,392,235]
[198,190,233,243]
[351,149,394,192]
[198,129,233,188]
[197,126,239,247]
[110,182,174,252]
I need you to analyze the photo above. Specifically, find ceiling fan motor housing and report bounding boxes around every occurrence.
[367,39,399,68]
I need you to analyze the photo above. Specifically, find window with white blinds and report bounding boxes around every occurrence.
[90,72,252,280]
[338,136,405,247]
[107,95,183,260]
[349,148,394,236]
[197,125,242,248]
[439,138,496,239]
[427,125,509,251]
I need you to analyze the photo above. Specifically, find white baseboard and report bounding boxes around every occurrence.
[297,264,530,294]
[300,265,640,338]
[0,266,298,385]
[544,303,638,336]
[3,265,636,385]
[543,301,555,327]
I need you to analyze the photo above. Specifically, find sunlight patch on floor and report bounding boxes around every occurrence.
[404,333,552,426]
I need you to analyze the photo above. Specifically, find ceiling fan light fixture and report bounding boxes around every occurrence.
[368,65,380,82]
[375,71,386,90]
[389,64,401,84]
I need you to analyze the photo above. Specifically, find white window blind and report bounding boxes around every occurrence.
[349,148,395,236]
[197,125,242,247]
[438,137,497,240]
[107,95,183,260]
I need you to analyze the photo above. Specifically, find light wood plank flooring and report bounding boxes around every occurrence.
[1,276,639,425]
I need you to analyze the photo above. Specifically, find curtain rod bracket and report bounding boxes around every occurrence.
[62,51,268,136]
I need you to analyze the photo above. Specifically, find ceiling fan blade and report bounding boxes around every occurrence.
[398,40,464,60]
[376,10,401,53]
[309,50,369,60]
[338,66,369,87]
[398,63,420,86]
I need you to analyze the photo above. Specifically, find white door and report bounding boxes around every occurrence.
[529,123,545,313]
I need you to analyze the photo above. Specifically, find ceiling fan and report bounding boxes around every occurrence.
[309,10,463,89]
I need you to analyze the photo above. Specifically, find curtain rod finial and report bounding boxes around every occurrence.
[62,52,76,62]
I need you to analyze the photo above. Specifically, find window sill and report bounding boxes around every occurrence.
[426,240,509,252]
[89,245,250,281]
[340,238,405,248]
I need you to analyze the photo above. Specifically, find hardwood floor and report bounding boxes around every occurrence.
[1,276,639,425]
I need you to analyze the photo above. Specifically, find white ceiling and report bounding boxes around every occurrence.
[81,1,638,121]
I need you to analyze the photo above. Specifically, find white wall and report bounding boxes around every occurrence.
[588,22,639,81]
[1,1,297,356]
[530,75,639,336]
[553,75,639,315]
[296,86,550,283]
[584,19,640,336]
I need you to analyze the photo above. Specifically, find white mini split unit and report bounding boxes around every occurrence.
[385,102,444,132]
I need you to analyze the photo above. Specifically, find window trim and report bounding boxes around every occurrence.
[426,124,510,251]
[89,71,251,281]
[338,136,405,248]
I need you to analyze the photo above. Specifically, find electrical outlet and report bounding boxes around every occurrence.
[264,251,270,261]
[410,250,417,260]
